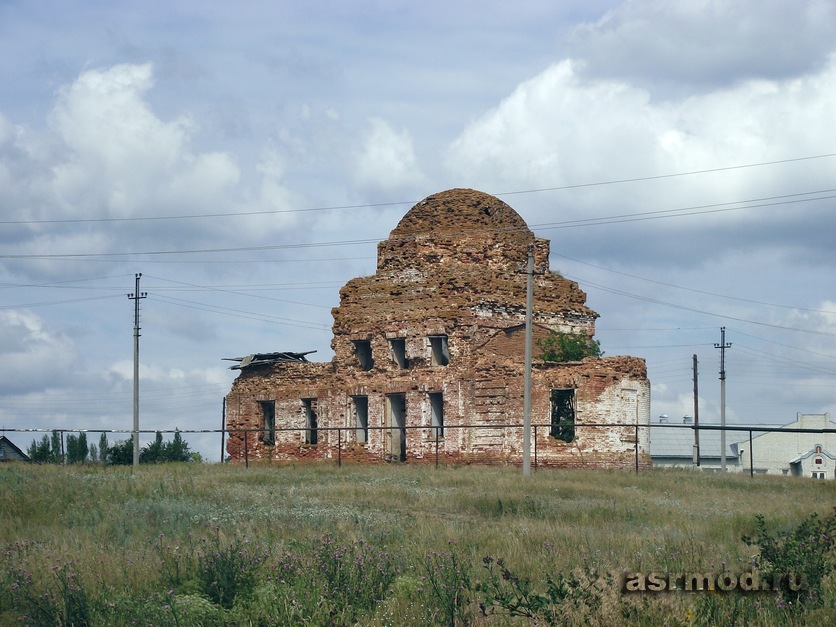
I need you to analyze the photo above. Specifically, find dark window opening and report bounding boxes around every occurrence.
[353,395,369,443]
[386,393,407,462]
[303,398,318,445]
[353,340,373,371]
[550,389,575,443]
[259,400,275,445]
[812,472,826,479]
[389,338,408,369]
[815,457,823,465]
[429,392,444,438]
[429,335,449,366]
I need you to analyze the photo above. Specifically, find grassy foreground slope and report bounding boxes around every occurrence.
[1,462,833,625]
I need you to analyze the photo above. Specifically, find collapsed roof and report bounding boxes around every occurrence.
[224,351,316,370]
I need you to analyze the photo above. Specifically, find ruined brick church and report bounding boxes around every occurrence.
[224,188,650,468]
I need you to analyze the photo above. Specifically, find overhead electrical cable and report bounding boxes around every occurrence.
[4,152,835,225]
[557,255,836,315]
[3,186,835,261]
[144,274,333,310]
[564,274,836,337]
[148,294,331,330]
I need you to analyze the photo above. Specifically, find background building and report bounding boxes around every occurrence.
[0,436,30,463]
[649,415,745,471]
[734,413,836,478]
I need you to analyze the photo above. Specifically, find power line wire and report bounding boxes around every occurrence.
[5,152,835,225]
[3,186,834,261]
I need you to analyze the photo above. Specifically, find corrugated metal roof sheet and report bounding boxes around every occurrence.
[224,351,316,370]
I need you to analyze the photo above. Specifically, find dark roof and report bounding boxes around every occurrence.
[0,435,30,462]
[224,351,316,370]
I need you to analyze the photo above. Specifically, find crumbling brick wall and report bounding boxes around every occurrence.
[225,188,651,468]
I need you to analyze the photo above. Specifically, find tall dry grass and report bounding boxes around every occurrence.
[0,462,833,625]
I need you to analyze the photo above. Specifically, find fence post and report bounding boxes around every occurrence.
[338,427,342,468]
[534,425,538,471]
[244,430,249,469]
[220,397,226,463]
[435,429,439,469]
[635,424,639,474]
[749,430,753,479]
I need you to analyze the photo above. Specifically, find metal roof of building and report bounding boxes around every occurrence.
[649,419,747,461]
[224,351,317,370]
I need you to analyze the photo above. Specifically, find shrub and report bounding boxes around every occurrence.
[477,556,609,625]
[742,507,836,607]
[196,527,268,609]
[421,547,472,626]
[538,332,602,362]
[8,562,92,627]
[263,534,401,625]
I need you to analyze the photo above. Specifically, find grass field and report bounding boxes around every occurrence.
[1,462,834,625]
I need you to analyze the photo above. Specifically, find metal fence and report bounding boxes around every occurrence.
[3,422,834,477]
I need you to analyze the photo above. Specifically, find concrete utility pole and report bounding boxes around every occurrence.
[522,244,534,477]
[128,273,147,468]
[714,327,731,472]
[692,354,700,467]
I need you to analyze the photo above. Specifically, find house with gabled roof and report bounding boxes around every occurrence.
[0,435,30,463]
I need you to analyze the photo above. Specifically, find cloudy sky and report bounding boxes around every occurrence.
[2,0,834,461]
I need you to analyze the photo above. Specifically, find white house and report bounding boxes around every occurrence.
[734,413,836,478]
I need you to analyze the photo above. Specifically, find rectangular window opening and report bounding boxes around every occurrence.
[385,393,407,462]
[259,400,275,445]
[353,396,369,443]
[429,335,449,366]
[389,338,408,369]
[429,392,444,438]
[303,398,318,445]
[353,340,373,371]
[550,389,575,443]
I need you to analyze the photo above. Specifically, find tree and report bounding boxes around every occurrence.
[67,434,78,464]
[98,433,109,464]
[537,332,602,363]
[163,429,191,462]
[66,433,89,464]
[27,431,65,464]
[28,435,53,464]
[107,440,134,466]
[50,430,63,463]
[78,432,88,463]
[140,431,164,463]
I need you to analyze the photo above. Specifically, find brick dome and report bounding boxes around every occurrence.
[390,188,533,244]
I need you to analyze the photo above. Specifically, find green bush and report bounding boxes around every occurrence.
[8,562,92,627]
[196,528,268,609]
[477,556,609,625]
[421,547,472,626]
[742,507,836,607]
[538,331,602,362]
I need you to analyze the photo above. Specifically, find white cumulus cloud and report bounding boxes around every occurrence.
[354,118,425,193]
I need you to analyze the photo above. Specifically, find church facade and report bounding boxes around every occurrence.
[224,189,650,468]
